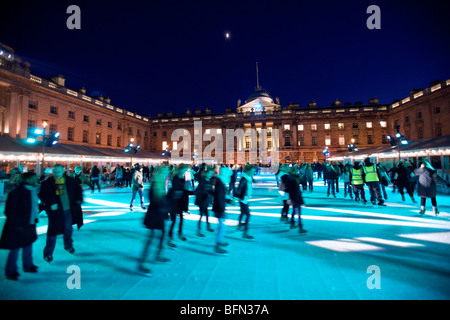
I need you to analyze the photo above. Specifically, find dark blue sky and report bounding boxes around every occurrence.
[1,0,449,116]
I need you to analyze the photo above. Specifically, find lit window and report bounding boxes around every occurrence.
[298,124,304,131]
[217,128,222,134]
[366,122,373,128]
[311,124,317,130]
[205,129,211,134]
[324,123,331,130]
[338,123,344,130]
[380,121,387,128]
[339,135,345,145]
[284,124,290,131]
[325,135,331,146]
[162,141,168,150]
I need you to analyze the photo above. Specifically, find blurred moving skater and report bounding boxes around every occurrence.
[168,164,190,246]
[130,165,146,211]
[235,164,256,240]
[212,166,232,254]
[38,164,84,262]
[415,160,448,216]
[195,166,215,237]
[0,172,40,280]
[139,165,171,276]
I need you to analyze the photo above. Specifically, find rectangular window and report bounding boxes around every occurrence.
[367,135,374,144]
[417,127,424,139]
[312,136,318,146]
[324,123,331,130]
[298,136,304,146]
[96,119,102,126]
[107,134,112,146]
[366,122,372,128]
[436,123,442,137]
[380,121,387,128]
[325,135,331,146]
[107,121,112,128]
[311,124,317,131]
[352,122,359,129]
[117,123,122,130]
[117,136,121,147]
[49,124,57,135]
[83,130,89,143]
[339,135,345,145]
[68,111,75,119]
[67,127,74,141]
[284,136,291,146]
[338,123,344,130]
[96,133,101,145]
[50,106,58,115]
[83,115,89,123]
[284,124,290,131]
[382,134,388,144]
[28,101,38,110]
[27,119,37,130]
[297,124,304,131]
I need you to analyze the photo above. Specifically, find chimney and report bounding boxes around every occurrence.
[50,75,65,87]
[332,99,341,107]
[368,97,379,105]
[308,101,317,108]
[78,87,86,94]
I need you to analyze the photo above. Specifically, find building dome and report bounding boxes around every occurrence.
[245,88,274,104]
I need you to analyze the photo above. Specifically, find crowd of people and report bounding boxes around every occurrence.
[0,157,448,279]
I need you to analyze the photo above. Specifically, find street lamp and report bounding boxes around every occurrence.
[387,125,408,161]
[124,138,140,167]
[323,147,330,160]
[26,120,60,175]
[347,138,359,162]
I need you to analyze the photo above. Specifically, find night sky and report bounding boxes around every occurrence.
[1,0,449,116]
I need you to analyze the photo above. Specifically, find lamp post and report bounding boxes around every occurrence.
[347,138,359,162]
[124,138,140,167]
[323,147,330,161]
[387,125,408,162]
[26,120,60,175]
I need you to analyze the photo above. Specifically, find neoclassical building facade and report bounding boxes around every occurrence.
[1,42,449,171]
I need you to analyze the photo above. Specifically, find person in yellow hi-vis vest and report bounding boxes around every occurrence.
[363,157,386,206]
[350,161,367,204]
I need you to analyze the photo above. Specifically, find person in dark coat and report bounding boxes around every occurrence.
[212,166,232,254]
[38,164,83,262]
[394,161,416,203]
[285,167,307,234]
[167,164,190,247]
[89,165,101,193]
[235,164,256,239]
[195,166,215,237]
[0,172,40,280]
[415,160,449,216]
[139,165,171,276]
